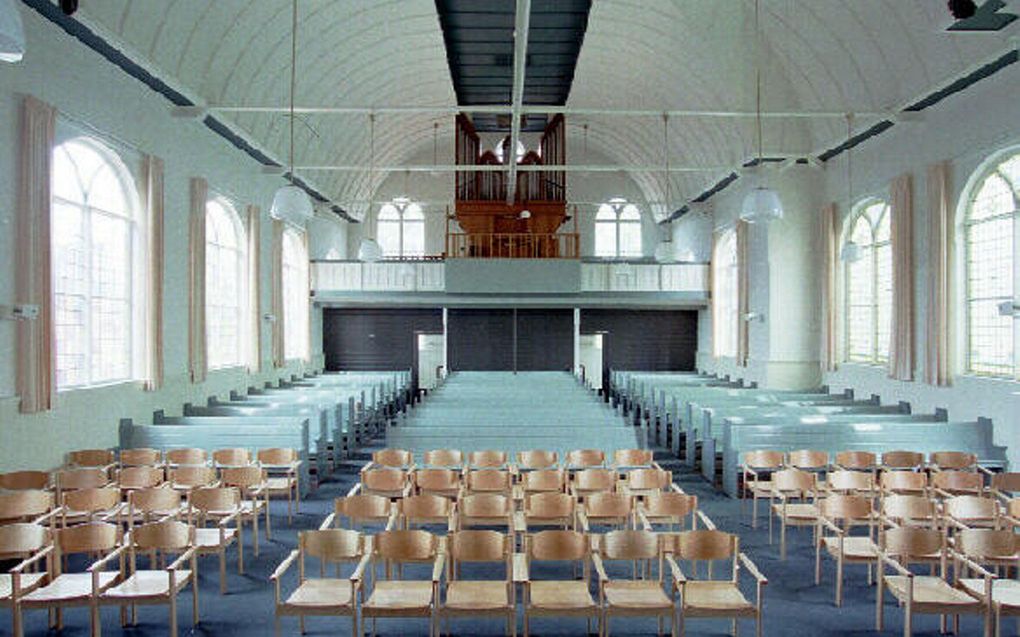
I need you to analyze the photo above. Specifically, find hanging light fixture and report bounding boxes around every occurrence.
[270,0,314,226]
[655,113,676,263]
[429,122,441,177]
[358,112,383,262]
[0,0,25,63]
[740,0,783,224]
[839,113,863,262]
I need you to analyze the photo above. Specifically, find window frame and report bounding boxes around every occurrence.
[204,195,248,371]
[842,198,892,365]
[594,198,643,259]
[377,198,425,258]
[712,228,739,359]
[281,227,310,362]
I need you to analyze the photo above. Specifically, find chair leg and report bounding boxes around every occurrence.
[220,550,228,594]
[169,595,178,637]
[192,574,200,624]
[780,520,787,560]
[351,611,357,637]
[299,614,305,634]
[731,616,738,636]
[523,612,529,637]
[12,605,24,637]
[836,556,844,607]
[92,601,102,637]
[253,512,260,557]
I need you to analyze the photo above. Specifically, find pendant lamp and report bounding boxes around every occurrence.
[839,114,863,263]
[655,114,677,263]
[0,0,25,63]
[740,0,783,224]
[270,0,314,226]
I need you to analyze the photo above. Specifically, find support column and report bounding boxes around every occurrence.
[442,307,449,377]
[573,308,581,377]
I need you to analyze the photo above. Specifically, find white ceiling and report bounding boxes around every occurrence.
[68,0,1017,220]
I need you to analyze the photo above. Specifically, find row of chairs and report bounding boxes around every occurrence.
[362,447,661,472]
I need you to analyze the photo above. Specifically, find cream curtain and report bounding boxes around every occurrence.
[142,155,165,390]
[301,230,312,363]
[924,162,952,386]
[888,173,915,381]
[15,96,57,413]
[188,177,208,383]
[819,203,839,372]
[270,219,285,368]
[246,204,262,373]
[736,220,749,367]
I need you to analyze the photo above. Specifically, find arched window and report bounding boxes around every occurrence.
[376,199,425,258]
[964,152,1020,376]
[844,199,892,364]
[282,229,309,361]
[712,229,738,358]
[205,197,246,369]
[51,137,140,389]
[595,198,643,258]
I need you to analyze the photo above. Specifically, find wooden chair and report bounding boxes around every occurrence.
[881,450,925,471]
[881,494,940,529]
[99,519,199,637]
[932,470,985,498]
[0,523,53,637]
[665,529,766,637]
[518,469,566,498]
[516,450,558,472]
[258,448,302,523]
[741,450,785,528]
[463,469,512,496]
[944,495,1002,530]
[990,473,1020,503]
[788,449,829,474]
[116,466,165,495]
[769,468,818,559]
[468,450,508,470]
[954,528,1019,637]
[54,468,110,497]
[18,522,123,635]
[565,449,606,470]
[814,494,878,606]
[834,450,878,473]
[0,490,57,526]
[360,468,412,500]
[875,526,985,636]
[66,449,116,473]
[570,468,617,500]
[520,529,599,637]
[881,470,929,496]
[361,529,443,637]
[593,530,675,637]
[270,528,369,636]
[330,494,396,531]
[124,487,185,528]
[187,487,245,594]
[220,465,271,550]
[413,468,461,499]
[612,449,655,470]
[440,530,515,636]
[118,448,162,469]
[578,492,634,532]
[399,494,455,531]
[165,448,208,468]
[930,451,982,472]
[423,449,464,470]
[368,448,415,471]
[638,491,698,532]
[621,468,672,499]
[0,471,51,491]
[212,448,252,468]
[60,487,122,527]
[518,493,576,534]
[167,466,218,493]
[826,469,878,497]
[459,493,513,531]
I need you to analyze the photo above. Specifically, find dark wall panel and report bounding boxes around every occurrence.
[448,309,514,371]
[580,309,698,373]
[516,309,573,371]
[322,308,443,374]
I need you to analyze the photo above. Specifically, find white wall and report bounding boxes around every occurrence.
[0,9,319,471]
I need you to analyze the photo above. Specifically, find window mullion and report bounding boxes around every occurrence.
[84,203,94,385]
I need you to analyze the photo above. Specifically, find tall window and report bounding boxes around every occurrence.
[52,137,140,389]
[595,198,642,258]
[282,228,309,361]
[712,229,738,358]
[964,152,1020,376]
[377,198,425,258]
[205,197,246,369]
[844,199,892,364]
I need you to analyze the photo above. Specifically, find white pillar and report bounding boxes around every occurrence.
[573,308,581,376]
[442,307,449,377]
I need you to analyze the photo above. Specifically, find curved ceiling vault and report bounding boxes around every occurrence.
[68,0,1016,221]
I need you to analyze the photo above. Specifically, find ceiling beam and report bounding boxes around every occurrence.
[292,163,732,172]
[506,0,532,204]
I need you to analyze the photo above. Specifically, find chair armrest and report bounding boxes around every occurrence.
[576,510,590,532]
[664,554,686,586]
[345,482,362,497]
[931,487,954,500]
[88,545,127,573]
[877,552,913,577]
[668,483,685,494]
[384,511,398,531]
[270,549,300,581]
[976,465,994,477]
[638,510,653,531]
[695,509,716,530]
[32,506,64,525]
[818,516,844,536]
[738,552,768,584]
[319,512,336,530]
[742,466,758,479]
[11,544,55,573]
[513,553,529,583]
[951,551,997,579]
[591,552,608,583]
[167,547,197,571]
[218,509,243,527]
[350,553,372,583]
[431,552,445,583]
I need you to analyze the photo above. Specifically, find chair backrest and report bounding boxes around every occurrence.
[572,468,616,492]
[565,449,605,468]
[613,449,653,468]
[827,470,875,493]
[63,487,120,515]
[424,449,463,467]
[414,468,459,492]
[130,519,191,552]
[128,487,182,516]
[819,494,873,522]
[584,492,633,518]
[671,529,738,563]
[930,451,977,470]
[881,450,924,470]
[118,466,164,490]
[213,448,252,467]
[881,470,927,492]
[188,487,241,515]
[772,468,815,494]
[220,465,266,491]
[931,470,983,493]
[399,494,452,521]
[788,449,829,470]
[373,448,413,468]
[944,495,999,522]
[600,529,659,561]
[57,521,120,555]
[464,469,511,493]
[119,448,162,467]
[67,449,114,468]
[461,493,511,518]
[955,528,1017,560]
[882,526,944,559]
[56,468,108,491]
[517,450,558,470]
[991,472,1020,493]
[0,470,51,491]
[374,529,437,563]
[522,469,565,492]
[362,468,408,492]
[468,450,507,468]
[0,523,49,560]
[0,490,54,522]
[301,528,363,562]
[336,494,391,522]
[882,495,937,524]
[626,468,670,491]
[169,466,218,489]
[524,492,575,518]
[835,450,876,470]
[166,448,208,466]
[528,529,588,562]
[449,530,509,563]
[643,492,697,519]
[258,448,298,466]
[743,450,784,469]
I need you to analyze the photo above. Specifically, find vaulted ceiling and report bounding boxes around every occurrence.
[53,0,1019,221]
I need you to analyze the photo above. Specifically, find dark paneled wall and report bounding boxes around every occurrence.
[448,309,514,371]
[322,308,443,374]
[580,309,698,372]
[516,309,573,371]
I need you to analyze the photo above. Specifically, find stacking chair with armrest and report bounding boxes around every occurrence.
[518,493,576,535]
[578,492,634,532]
[931,471,985,498]
[439,530,515,636]
[413,468,461,499]
[990,473,1020,503]
[54,468,111,498]
[881,451,926,472]
[0,523,52,637]
[621,468,672,499]
[167,466,218,493]
[331,493,397,531]
[360,468,412,500]
[361,529,444,637]
[518,469,566,499]
[564,449,606,472]
[520,529,600,637]
[60,487,123,527]
[516,450,558,472]
[570,468,617,501]
[881,470,929,497]
[468,450,508,470]
[65,449,117,474]
[118,448,162,470]
[187,487,245,594]
[637,491,698,532]
[814,494,878,606]
[826,469,879,498]
[787,450,830,487]
[834,450,878,474]
[954,528,1019,637]
[257,448,302,523]
[212,448,252,469]
[930,451,986,474]
[123,488,185,528]
[462,470,513,496]
[399,494,455,532]
[423,449,464,470]
[769,468,819,559]
[593,529,675,637]
[220,465,271,551]
[116,466,165,496]
[0,490,57,526]
[0,471,51,491]
[458,494,513,531]
[611,449,655,471]
[741,450,785,529]
[944,495,1003,530]
[164,448,208,469]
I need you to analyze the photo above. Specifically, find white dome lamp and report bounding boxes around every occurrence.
[358,238,383,263]
[739,0,783,225]
[270,0,314,227]
[0,0,25,63]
